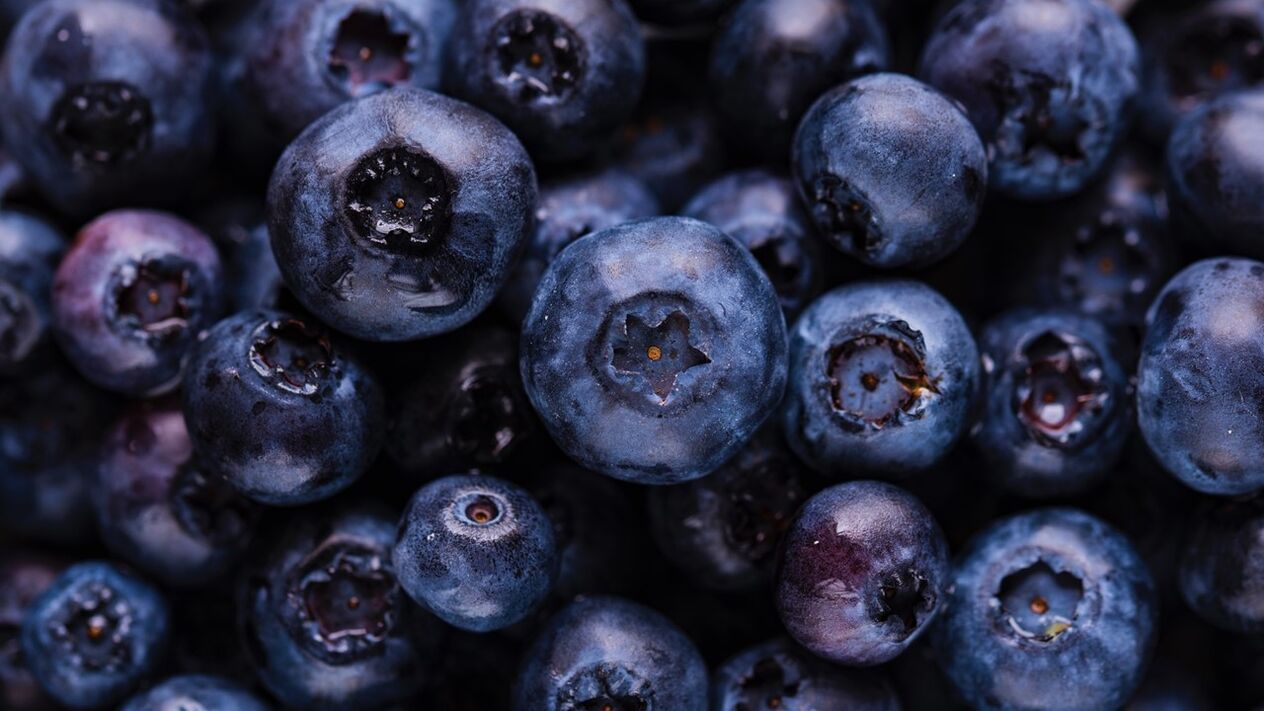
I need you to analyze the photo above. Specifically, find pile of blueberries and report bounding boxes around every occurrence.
[3,0,1264,707]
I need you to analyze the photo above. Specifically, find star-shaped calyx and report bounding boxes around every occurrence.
[611,310,710,401]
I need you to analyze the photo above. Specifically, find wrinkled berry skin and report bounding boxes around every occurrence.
[782,280,978,476]
[709,0,889,161]
[500,169,659,324]
[711,638,901,711]
[514,596,708,711]
[600,103,726,212]
[0,209,64,376]
[267,88,536,342]
[775,481,949,666]
[683,170,823,319]
[52,210,223,397]
[1166,90,1264,259]
[198,200,285,313]
[394,474,559,632]
[0,0,214,216]
[182,309,385,506]
[95,401,258,587]
[446,0,645,162]
[240,506,440,709]
[1179,495,1264,633]
[521,217,788,484]
[1138,258,1264,495]
[974,309,1133,498]
[919,0,1140,200]
[793,73,987,268]
[932,508,1157,711]
[21,561,171,710]
[0,552,63,711]
[119,674,269,711]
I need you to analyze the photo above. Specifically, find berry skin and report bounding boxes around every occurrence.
[20,561,171,710]
[514,595,709,711]
[119,674,269,711]
[0,209,64,376]
[793,73,987,268]
[919,0,1140,200]
[51,210,223,397]
[446,0,645,162]
[393,473,559,632]
[1137,258,1264,495]
[781,280,979,476]
[0,551,64,711]
[267,87,536,342]
[932,508,1157,711]
[0,0,215,216]
[520,216,788,484]
[774,481,949,666]
[974,309,1133,498]
[181,309,385,506]
[711,638,901,711]
[1179,494,1264,633]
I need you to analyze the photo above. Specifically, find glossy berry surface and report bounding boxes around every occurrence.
[1179,494,1264,633]
[711,638,900,711]
[0,210,64,376]
[521,216,788,484]
[119,674,269,711]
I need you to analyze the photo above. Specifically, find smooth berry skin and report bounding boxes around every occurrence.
[119,674,269,711]
[919,0,1140,201]
[0,552,63,711]
[21,561,171,710]
[94,402,258,587]
[394,474,559,632]
[599,103,726,212]
[683,170,823,319]
[932,508,1157,711]
[240,506,440,709]
[775,481,949,666]
[446,0,645,162]
[52,210,223,397]
[514,596,708,711]
[0,209,64,376]
[974,309,1133,498]
[0,0,214,217]
[500,169,659,324]
[793,73,987,268]
[1179,494,1264,633]
[521,216,788,485]
[711,638,901,711]
[709,0,889,161]
[782,280,979,477]
[1138,258,1264,496]
[267,87,536,342]
[1166,90,1264,259]
[182,309,385,506]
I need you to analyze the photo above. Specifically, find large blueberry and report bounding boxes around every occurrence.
[119,674,269,711]
[521,216,788,484]
[712,638,901,711]
[0,209,63,376]
[782,280,978,476]
[1179,494,1264,633]
[267,87,536,341]
[0,551,63,711]
[932,508,1157,710]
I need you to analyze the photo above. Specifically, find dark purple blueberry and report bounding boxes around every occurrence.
[119,674,269,711]
[0,209,64,376]
[712,638,901,711]
[1180,494,1264,633]
[0,551,64,711]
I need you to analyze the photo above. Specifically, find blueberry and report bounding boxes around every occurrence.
[0,208,64,376]
[52,209,223,397]
[95,401,259,587]
[21,561,171,710]
[182,309,385,505]
[0,0,215,216]
[1137,258,1264,495]
[514,595,708,711]
[500,169,659,324]
[974,309,1133,498]
[775,480,948,665]
[1166,89,1264,259]
[709,0,889,161]
[1179,494,1264,633]
[782,280,979,476]
[599,102,727,212]
[919,0,1140,200]
[119,674,268,711]
[932,508,1157,711]
[197,199,285,313]
[648,427,814,592]
[521,216,788,484]
[0,551,64,711]
[793,73,987,268]
[628,0,735,26]
[446,0,645,162]
[267,87,536,342]
[240,505,440,708]
[683,170,823,319]
[394,473,558,632]
[711,638,901,711]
